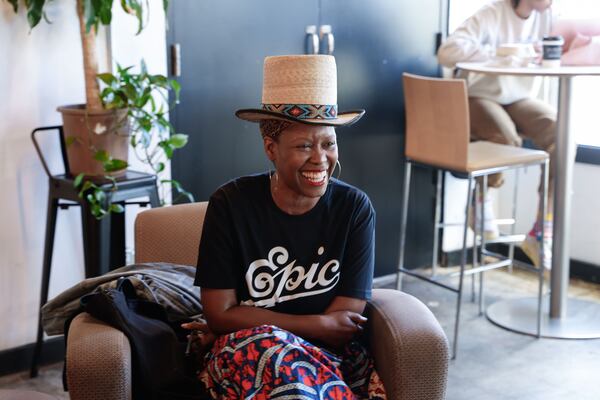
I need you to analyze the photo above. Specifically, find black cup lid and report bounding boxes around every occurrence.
[543,35,563,41]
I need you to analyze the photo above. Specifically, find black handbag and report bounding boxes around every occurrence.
[79,277,206,400]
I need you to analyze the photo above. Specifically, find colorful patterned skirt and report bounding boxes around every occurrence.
[199,325,386,399]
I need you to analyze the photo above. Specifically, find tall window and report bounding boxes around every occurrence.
[448,0,600,148]
[555,0,600,147]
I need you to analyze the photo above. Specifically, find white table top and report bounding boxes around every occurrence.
[457,62,600,77]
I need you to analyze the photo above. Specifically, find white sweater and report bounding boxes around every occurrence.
[438,0,551,104]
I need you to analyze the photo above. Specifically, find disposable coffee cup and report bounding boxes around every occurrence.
[542,35,564,67]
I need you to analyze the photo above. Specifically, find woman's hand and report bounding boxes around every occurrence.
[317,310,367,350]
[181,319,217,361]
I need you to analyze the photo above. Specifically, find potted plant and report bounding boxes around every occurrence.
[6,0,192,218]
[75,61,193,218]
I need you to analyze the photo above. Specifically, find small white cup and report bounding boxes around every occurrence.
[495,43,537,66]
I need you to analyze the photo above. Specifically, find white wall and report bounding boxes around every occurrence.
[109,1,169,262]
[0,1,167,351]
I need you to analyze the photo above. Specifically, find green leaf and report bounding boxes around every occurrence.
[132,0,144,34]
[120,0,144,34]
[94,149,110,162]
[124,82,138,100]
[83,0,97,32]
[170,79,181,95]
[97,0,113,24]
[148,95,157,112]
[94,189,106,203]
[104,158,128,172]
[92,205,107,219]
[26,0,45,28]
[74,173,85,188]
[120,65,134,74]
[97,73,117,85]
[150,74,168,86]
[139,116,153,132]
[79,181,95,198]
[110,203,125,213]
[65,136,78,147]
[100,88,113,97]
[168,133,188,149]
[170,179,181,190]
[180,190,194,203]
[136,91,151,108]
[155,162,165,173]
[157,140,174,159]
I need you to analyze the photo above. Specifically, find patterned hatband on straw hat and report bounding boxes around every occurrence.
[236,55,365,127]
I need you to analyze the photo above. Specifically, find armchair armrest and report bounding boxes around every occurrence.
[66,312,132,400]
[367,289,449,400]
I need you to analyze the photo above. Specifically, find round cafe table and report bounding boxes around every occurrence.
[457,62,600,339]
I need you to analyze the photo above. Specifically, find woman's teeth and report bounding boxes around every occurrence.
[301,171,327,184]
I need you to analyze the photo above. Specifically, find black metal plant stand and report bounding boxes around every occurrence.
[29,126,160,377]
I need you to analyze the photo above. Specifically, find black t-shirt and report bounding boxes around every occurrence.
[195,173,375,316]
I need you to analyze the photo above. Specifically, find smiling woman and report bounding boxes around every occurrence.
[180,55,387,399]
[264,123,339,215]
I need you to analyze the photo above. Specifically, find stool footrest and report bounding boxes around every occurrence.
[481,249,539,273]
[478,234,525,245]
[494,218,516,226]
[457,258,512,276]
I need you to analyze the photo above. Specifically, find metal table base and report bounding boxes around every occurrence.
[451,64,600,342]
[487,296,600,339]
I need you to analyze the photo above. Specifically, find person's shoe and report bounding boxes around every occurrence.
[469,191,500,240]
[521,216,553,270]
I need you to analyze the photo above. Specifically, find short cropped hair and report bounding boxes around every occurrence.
[259,119,292,140]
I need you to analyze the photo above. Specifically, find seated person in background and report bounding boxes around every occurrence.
[437,0,555,269]
[183,55,386,399]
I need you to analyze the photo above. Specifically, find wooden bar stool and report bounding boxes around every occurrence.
[396,74,549,359]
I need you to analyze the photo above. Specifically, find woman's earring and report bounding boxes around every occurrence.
[270,170,279,187]
[334,160,342,180]
[330,160,341,182]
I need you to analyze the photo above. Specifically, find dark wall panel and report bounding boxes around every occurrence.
[316,0,442,275]
[168,0,444,277]
[168,0,319,198]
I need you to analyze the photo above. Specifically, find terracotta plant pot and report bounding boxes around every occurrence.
[58,104,129,178]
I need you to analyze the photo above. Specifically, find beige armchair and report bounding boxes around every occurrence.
[66,203,449,400]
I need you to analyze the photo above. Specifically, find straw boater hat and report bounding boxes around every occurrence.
[236,55,365,127]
